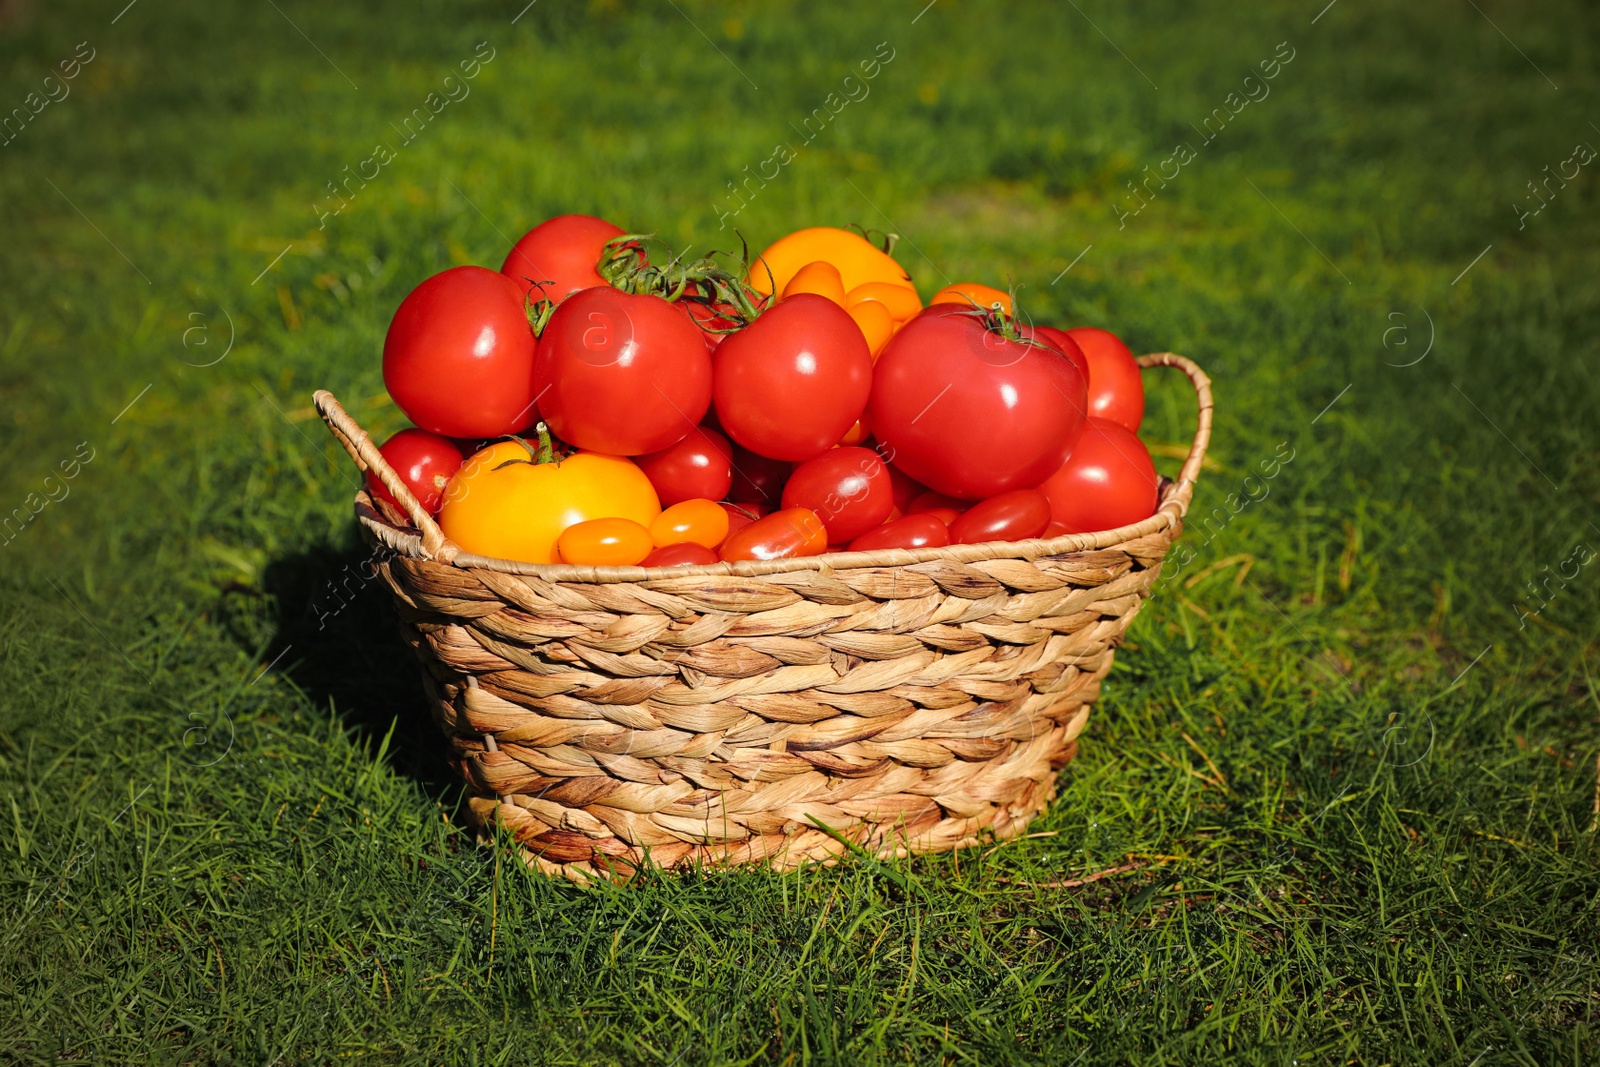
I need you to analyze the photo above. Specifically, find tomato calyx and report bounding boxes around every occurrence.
[944,291,1059,354]
[591,233,768,334]
[493,421,564,469]
[845,223,900,258]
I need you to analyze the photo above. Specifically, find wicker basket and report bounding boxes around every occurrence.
[314,353,1212,882]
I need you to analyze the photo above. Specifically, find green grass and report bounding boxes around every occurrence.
[2,0,1598,1062]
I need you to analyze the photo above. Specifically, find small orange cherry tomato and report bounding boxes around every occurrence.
[838,413,872,447]
[556,517,653,566]
[718,507,829,561]
[931,282,1012,315]
[641,542,719,567]
[781,261,847,306]
[847,299,895,357]
[845,282,922,323]
[649,498,730,549]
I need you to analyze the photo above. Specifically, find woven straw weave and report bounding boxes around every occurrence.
[315,353,1212,881]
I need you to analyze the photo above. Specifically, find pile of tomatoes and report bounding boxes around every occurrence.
[370,216,1160,566]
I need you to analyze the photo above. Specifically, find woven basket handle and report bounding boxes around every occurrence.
[312,390,457,561]
[1136,353,1214,523]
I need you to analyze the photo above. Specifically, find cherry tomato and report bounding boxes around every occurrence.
[535,288,711,455]
[748,227,915,298]
[847,299,895,357]
[1023,324,1092,381]
[501,214,628,303]
[719,501,764,542]
[718,507,829,562]
[641,542,720,567]
[1036,417,1159,534]
[780,446,893,543]
[949,489,1051,545]
[845,282,922,323]
[886,464,926,512]
[440,443,659,564]
[1065,327,1145,432]
[871,305,1089,499]
[931,282,1012,315]
[557,517,654,566]
[368,429,465,516]
[727,445,790,507]
[635,425,733,506]
[921,507,962,526]
[909,489,969,513]
[782,260,847,305]
[649,498,730,549]
[382,266,538,438]
[848,513,952,552]
[713,293,873,461]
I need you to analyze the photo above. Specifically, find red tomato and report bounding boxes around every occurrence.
[1065,327,1144,432]
[718,507,829,562]
[727,445,790,508]
[886,464,925,512]
[922,507,962,526]
[534,288,711,455]
[949,489,1052,545]
[641,542,720,567]
[780,446,893,543]
[909,489,969,513]
[848,513,952,552]
[870,305,1088,499]
[382,266,538,438]
[501,214,628,302]
[713,293,873,461]
[1025,325,1092,381]
[367,429,465,517]
[635,425,733,506]
[1037,417,1159,533]
[556,517,655,566]
[719,501,764,542]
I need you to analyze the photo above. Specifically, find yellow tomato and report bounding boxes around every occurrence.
[557,517,654,566]
[847,299,895,357]
[844,281,922,323]
[749,227,916,298]
[648,498,730,549]
[931,282,1012,315]
[781,260,848,306]
[439,442,660,564]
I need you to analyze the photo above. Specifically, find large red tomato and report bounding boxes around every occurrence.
[1037,417,1159,535]
[1065,327,1144,432]
[635,425,733,505]
[368,429,465,516]
[382,266,539,438]
[780,446,893,543]
[712,293,873,462]
[870,306,1089,499]
[501,214,627,302]
[534,288,711,455]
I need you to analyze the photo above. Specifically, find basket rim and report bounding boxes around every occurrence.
[317,352,1213,582]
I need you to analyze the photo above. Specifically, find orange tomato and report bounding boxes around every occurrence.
[718,507,829,561]
[649,498,730,549]
[847,299,895,358]
[838,414,872,447]
[781,261,847,306]
[749,227,915,298]
[845,281,922,323]
[557,517,654,566]
[439,442,660,564]
[931,282,1012,315]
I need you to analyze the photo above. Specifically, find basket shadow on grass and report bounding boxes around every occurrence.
[258,544,467,814]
